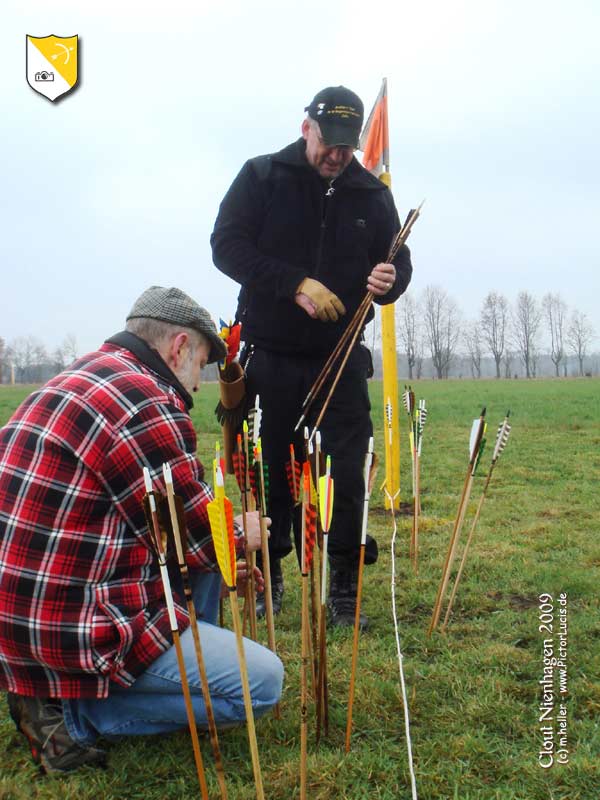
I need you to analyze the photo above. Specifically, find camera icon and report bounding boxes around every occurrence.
[35,71,54,82]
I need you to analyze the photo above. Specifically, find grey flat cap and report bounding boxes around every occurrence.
[127,286,227,363]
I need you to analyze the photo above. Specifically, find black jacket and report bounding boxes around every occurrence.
[211,138,412,356]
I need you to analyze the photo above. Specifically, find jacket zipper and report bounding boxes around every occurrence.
[314,181,335,280]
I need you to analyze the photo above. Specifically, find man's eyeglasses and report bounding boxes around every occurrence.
[313,128,355,153]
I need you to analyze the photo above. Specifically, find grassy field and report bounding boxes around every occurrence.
[0,378,598,799]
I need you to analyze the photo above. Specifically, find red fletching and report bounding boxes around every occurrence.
[304,502,317,572]
[225,323,241,364]
[218,320,242,366]
[286,445,302,504]
[232,451,246,493]
[249,463,258,504]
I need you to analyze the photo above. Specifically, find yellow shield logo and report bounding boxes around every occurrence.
[26,35,78,102]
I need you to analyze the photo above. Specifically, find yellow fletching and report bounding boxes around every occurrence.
[309,471,318,505]
[208,487,236,588]
[318,475,334,532]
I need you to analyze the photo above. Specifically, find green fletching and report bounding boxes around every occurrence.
[262,462,270,508]
[473,438,487,474]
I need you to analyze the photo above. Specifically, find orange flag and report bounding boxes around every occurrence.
[359,77,389,177]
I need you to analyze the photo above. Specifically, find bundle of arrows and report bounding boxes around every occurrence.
[316,445,333,743]
[246,396,277,665]
[232,421,258,641]
[142,468,211,800]
[402,386,427,573]
[294,202,424,442]
[208,463,265,799]
[428,408,488,636]
[441,412,512,631]
[299,461,317,799]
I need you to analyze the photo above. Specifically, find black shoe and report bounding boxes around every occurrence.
[328,567,369,629]
[6,693,107,774]
[256,558,284,617]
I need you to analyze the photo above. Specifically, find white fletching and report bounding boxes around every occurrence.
[250,395,262,446]
[402,388,411,414]
[469,419,482,461]
[360,437,374,546]
[493,419,512,460]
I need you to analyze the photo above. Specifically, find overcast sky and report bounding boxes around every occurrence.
[2,0,599,357]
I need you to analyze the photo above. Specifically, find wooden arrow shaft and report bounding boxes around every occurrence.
[309,298,373,440]
[164,482,228,798]
[145,484,209,799]
[410,452,420,574]
[300,572,309,800]
[172,628,210,800]
[229,590,265,800]
[428,466,473,635]
[345,542,366,752]
[299,292,372,422]
[442,465,495,630]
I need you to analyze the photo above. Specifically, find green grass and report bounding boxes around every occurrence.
[1,378,599,799]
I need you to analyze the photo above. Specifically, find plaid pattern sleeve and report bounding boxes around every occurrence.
[0,344,219,699]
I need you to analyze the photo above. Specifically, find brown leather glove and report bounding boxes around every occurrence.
[296,277,346,322]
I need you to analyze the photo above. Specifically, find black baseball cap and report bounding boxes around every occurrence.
[304,86,364,148]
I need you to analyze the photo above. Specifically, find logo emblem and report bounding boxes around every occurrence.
[26,35,78,102]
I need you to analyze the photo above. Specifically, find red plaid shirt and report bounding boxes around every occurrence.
[0,341,230,699]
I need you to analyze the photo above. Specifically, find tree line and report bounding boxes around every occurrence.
[1,290,597,385]
[392,288,597,379]
[0,334,224,385]
[0,334,81,384]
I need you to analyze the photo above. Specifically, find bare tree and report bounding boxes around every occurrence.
[567,311,595,376]
[542,293,568,377]
[512,291,542,378]
[480,291,508,378]
[52,347,66,373]
[0,337,5,384]
[421,285,461,379]
[61,333,79,366]
[463,321,483,378]
[396,293,423,380]
[8,336,48,383]
[503,349,516,378]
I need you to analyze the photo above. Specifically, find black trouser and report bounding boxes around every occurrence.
[244,346,373,570]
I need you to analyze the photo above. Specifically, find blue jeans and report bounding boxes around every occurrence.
[63,572,284,744]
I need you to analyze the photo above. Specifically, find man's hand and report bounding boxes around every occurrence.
[295,277,346,322]
[234,510,269,553]
[220,564,265,599]
[367,262,396,296]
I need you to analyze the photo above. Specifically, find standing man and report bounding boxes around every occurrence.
[0,286,283,773]
[211,86,412,627]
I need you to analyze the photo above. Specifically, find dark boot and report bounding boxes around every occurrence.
[256,558,284,617]
[7,693,107,774]
[328,566,368,629]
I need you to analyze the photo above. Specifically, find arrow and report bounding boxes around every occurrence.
[286,443,302,505]
[296,204,424,438]
[411,396,427,573]
[142,468,209,800]
[316,450,333,743]
[208,465,265,800]
[299,461,317,800]
[232,433,258,641]
[428,408,487,635]
[162,462,228,799]
[345,437,373,752]
[253,438,277,669]
[442,412,512,630]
